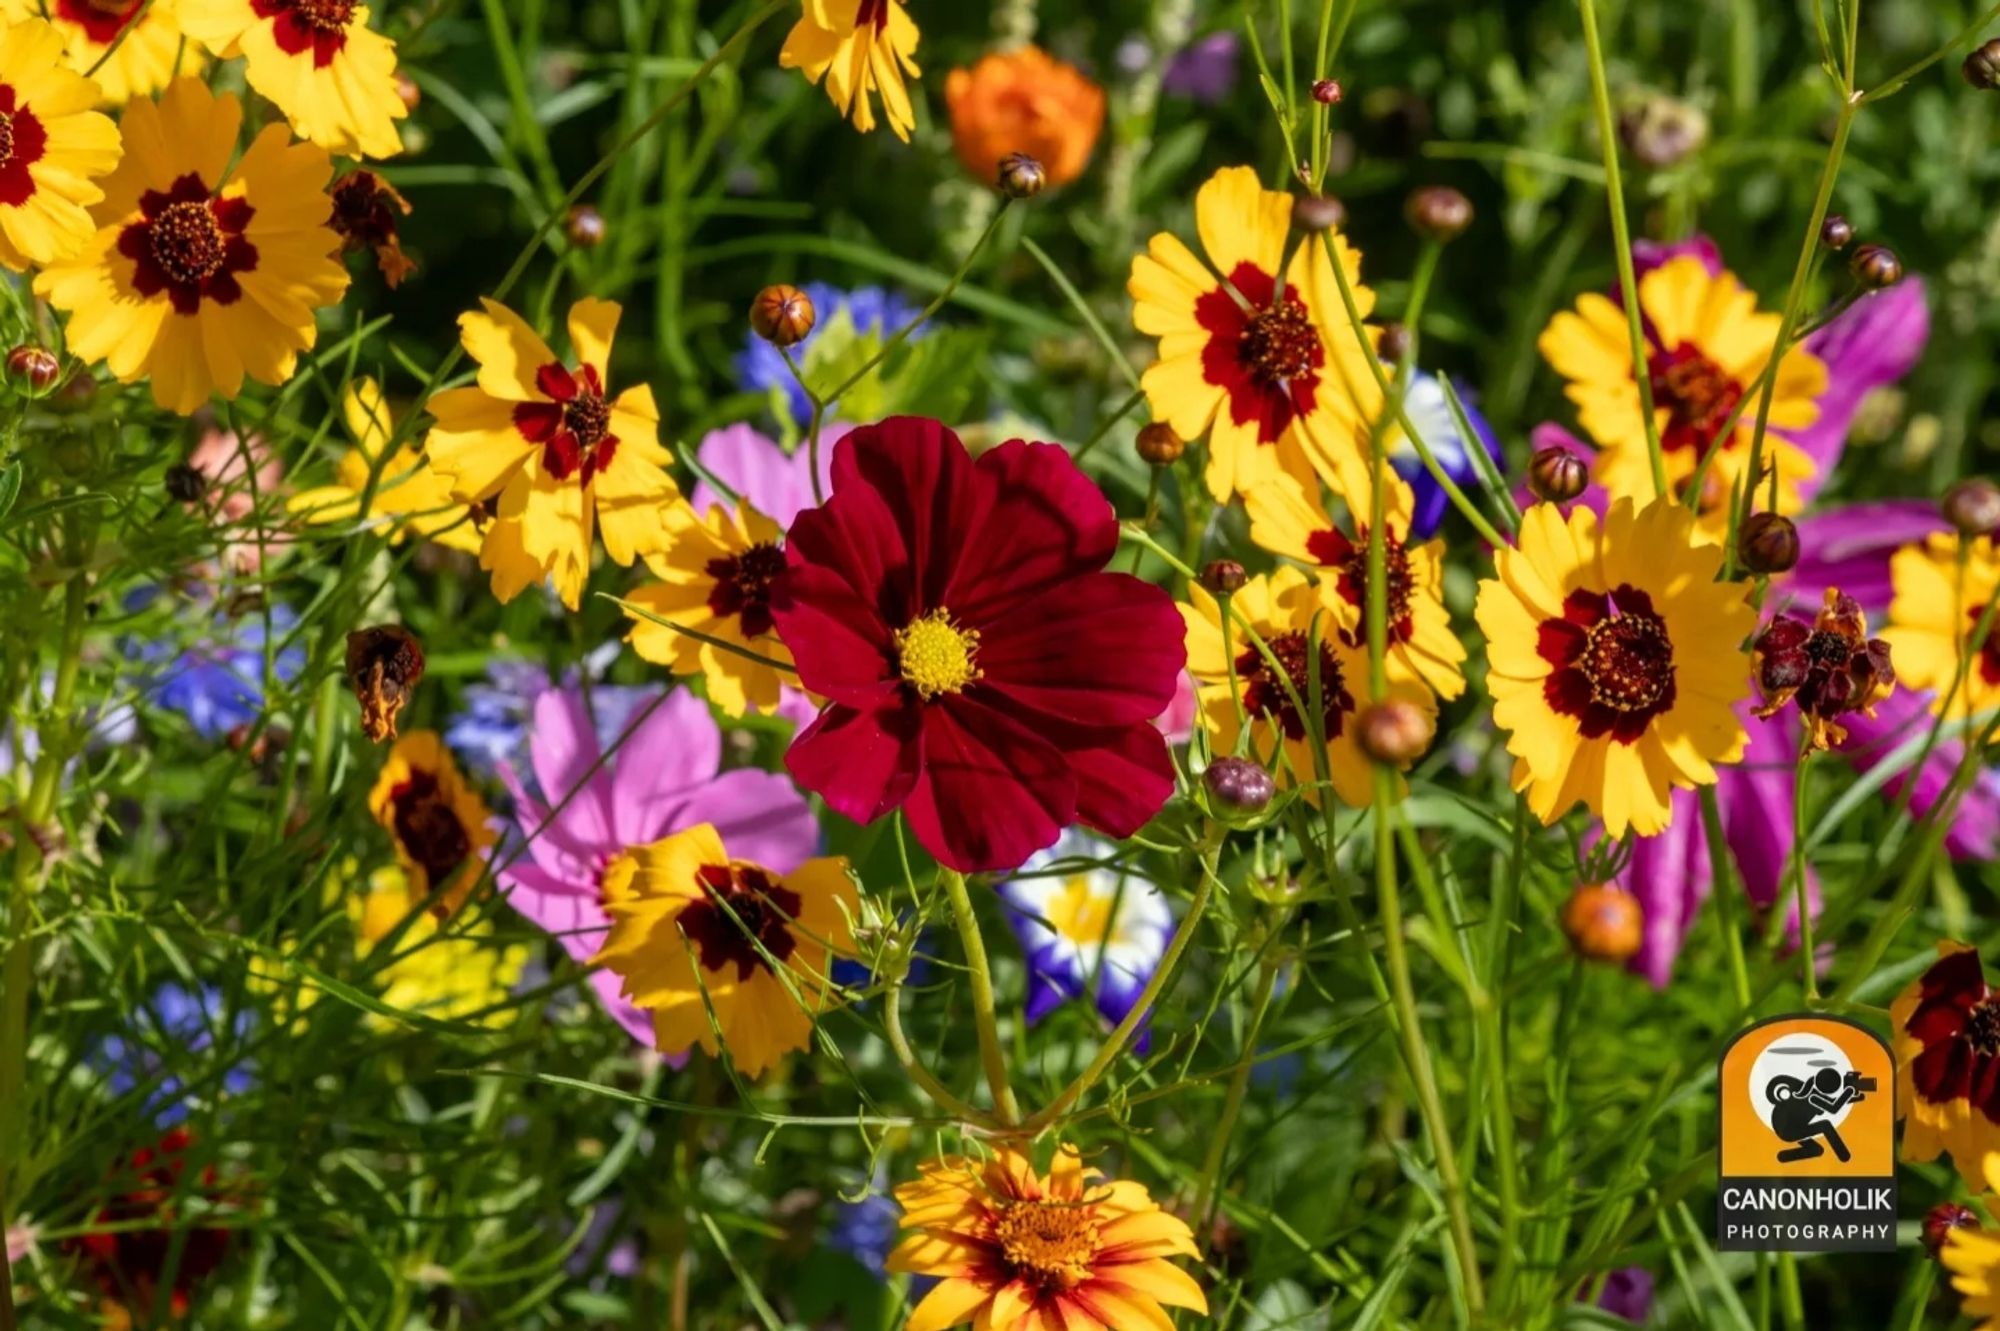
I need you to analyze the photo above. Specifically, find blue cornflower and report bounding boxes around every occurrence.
[1393,371,1505,539]
[89,982,254,1127]
[735,283,926,427]
[828,1189,900,1277]
[137,606,306,740]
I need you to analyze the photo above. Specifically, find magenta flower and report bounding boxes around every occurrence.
[496,686,819,1044]
[689,422,841,532]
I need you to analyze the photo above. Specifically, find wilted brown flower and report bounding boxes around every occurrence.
[1751,587,1895,750]
[347,625,427,743]
[330,171,417,289]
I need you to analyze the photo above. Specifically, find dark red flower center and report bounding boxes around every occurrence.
[1235,630,1353,742]
[706,541,787,639]
[512,363,621,486]
[118,174,258,317]
[1646,342,1744,462]
[251,0,355,67]
[1907,949,2000,1122]
[387,769,471,889]
[291,0,356,29]
[1969,1000,2000,1057]
[1306,526,1414,643]
[330,170,398,248]
[1240,298,1319,385]
[1969,605,2000,686]
[1194,262,1323,447]
[856,0,892,33]
[57,0,145,45]
[680,863,802,981]
[0,86,47,209]
[1537,586,1678,744]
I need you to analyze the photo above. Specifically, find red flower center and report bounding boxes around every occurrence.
[705,541,787,639]
[1195,263,1323,447]
[0,86,47,208]
[1240,296,1318,386]
[1969,1000,2000,1056]
[512,363,622,486]
[118,174,259,316]
[1968,605,2000,686]
[251,0,355,67]
[1235,630,1353,742]
[991,1197,1102,1292]
[856,0,892,33]
[58,0,145,45]
[1646,342,1744,461]
[0,113,15,169]
[388,769,471,889]
[1537,586,1678,744]
[290,0,357,30]
[1306,525,1414,643]
[680,863,802,981]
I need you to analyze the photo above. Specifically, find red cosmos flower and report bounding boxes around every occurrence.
[772,417,1187,873]
[64,1128,232,1319]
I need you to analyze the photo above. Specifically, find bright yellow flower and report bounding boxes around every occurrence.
[423,298,679,610]
[36,78,349,415]
[288,377,482,552]
[1945,1156,2000,1330]
[593,822,855,1078]
[179,0,406,160]
[1538,255,1827,538]
[622,500,795,718]
[1475,498,1754,838]
[0,17,120,270]
[780,0,921,142]
[350,863,528,1031]
[1882,530,2000,722]
[1244,469,1467,702]
[886,1144,1207,1331]
[1179,566,1432,807]
[366,731,496,921]
[0,0,203,105]
[1129,164,1380,502]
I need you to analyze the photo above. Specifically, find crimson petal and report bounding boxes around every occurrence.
[904,696,1075,872]
[942,439,1119,626]
[1062,720,1178,839]
[976,572,1186,726]
[785,701,922,827]
[769,562,896,706]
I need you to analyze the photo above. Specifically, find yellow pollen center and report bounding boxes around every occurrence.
[1046,875,1115,946]
[992,1199,1101,1291]
[895,609,980,699]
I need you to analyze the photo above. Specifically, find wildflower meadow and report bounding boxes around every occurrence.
[12,0,2000,1327]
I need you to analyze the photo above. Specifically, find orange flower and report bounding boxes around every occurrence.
[944,45,1105,190]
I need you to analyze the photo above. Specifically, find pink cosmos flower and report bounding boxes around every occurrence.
[185,427,287,576]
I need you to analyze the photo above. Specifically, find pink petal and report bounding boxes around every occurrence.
[680,768,819,873]
[609,689,720,845]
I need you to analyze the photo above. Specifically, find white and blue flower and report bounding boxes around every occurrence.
[1392,370,1503,539]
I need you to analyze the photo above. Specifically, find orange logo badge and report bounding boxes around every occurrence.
[1717,1015,1896,1251]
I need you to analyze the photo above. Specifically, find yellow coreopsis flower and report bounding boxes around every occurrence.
[366,731,496,920]
[179,0,406,159]
[780,0,921,142]
[423,297,679,610]
[0,0,203,105]
[886,1145,1208,1331]
[593,822,856,1078]
[35,78,350,415]
[1882,530,2000,722]
[288,377,482,552]
[1539,255,1827,538]
[351,862,528,1031]
[622,499,795,718]
[0,17,121,270]
[1474,497,1755,838]
[1128,165,1381,503]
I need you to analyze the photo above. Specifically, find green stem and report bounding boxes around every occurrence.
[882,967,991,1126]
[1700,784,1754,1011]
[939,869,1019,1125]
[1191,933,1283,1229]
[1789,736,1817,1002]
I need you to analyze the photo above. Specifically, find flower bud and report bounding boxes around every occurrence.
[1965,39,2000,90]
[1819,214,1854,250]
[1617,94,1707,170]
[346,624,426,744]
[564,204,606,250]
[1310,78,1343,105]
[1135,422,1184,466]
[750,284,816,348]
[1293,194,1346,233]
[1199,560,1247,596]
[1850,243,1903,290]
[1204,757,1275,818]
[1357,699,1433,765]
[6,346,57,392]
[1924,1202,1980,1259]
[1736,512,1800,575]
[1375,321,1410,365]
[164,463,206,504]
[1943,478,2000,537]
[1561,883,1643,964]
[395,72,422,112]
[1405,186,1472,242]
[1527,447,1589,503]
[997,152,1047,199]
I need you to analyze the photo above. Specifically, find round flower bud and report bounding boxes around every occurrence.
[1375,321,1411,365]
[997,152,1047,199]
[1310,78,1343,105]
[1135,422,1184,466]
[6,345,58,392]
[1965,39,2000,90]
[1405,186,1472,242]
[1357,700,1434,766]
[1561,883,1643,964]
[1924,1202,1980,1259]
[1204,757,1276,818]
[1199,560,1247,596]
[750,284,816,348]
[565,204,606,250]
[1527,447,1589,503]
[1943,478,2000,537]
[163,463,206,504]
[395,72,422,112]
[1819,214,1854,250]
[1617,94,1707,170]
[1850,243,1903,290]
[1293,194,1346,233]
[1736,512,1800,575]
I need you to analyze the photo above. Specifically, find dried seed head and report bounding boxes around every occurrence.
[749,284,816,348]
[164,464,206,504]
[1750,587,1896,750]
[346,625,427,744]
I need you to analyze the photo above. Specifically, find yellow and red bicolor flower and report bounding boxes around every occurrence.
[780,0,921,142]
[1892,942,2000,1189]
[179,0,406,159]
[366,731,495,920]
[0,16,121,271]
[0,0,202,105]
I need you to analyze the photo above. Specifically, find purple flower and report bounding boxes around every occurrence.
[1785,499,1947,617]
[1839,686,2000,861]
[734,283,924,428]
[89,983,254,1127]
[497,686,820,1045]
[1592,1266,1655,1322]
[1163,32,1240,104]
[444,660,558,780]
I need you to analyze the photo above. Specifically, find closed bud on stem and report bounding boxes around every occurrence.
[1527,446,1589,503]
[750,284,816,348]
[1924,1202,1980,1259]
[1293,194,1346,233]
[346,625,426,744]
[395,72,421,112]
[1405,185,1472,242]
[1204,757,1275,820]
[1850,243,1903,290]
[1819,214,1854,250]
[164,463,206,504]
[1310,78,1343,105]
[1965,39,2000,90]
[1135,422,1184,466]
[1737,512,1800,575]
[1199,560,1247,596]
[1561,882,1643,963]
[1943,478,2000,537]
[564,204,606,250]
[1375,321,1410,365]
[1357,699,1433,765]
[997,152,1047,199]
[6,345,57,392]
